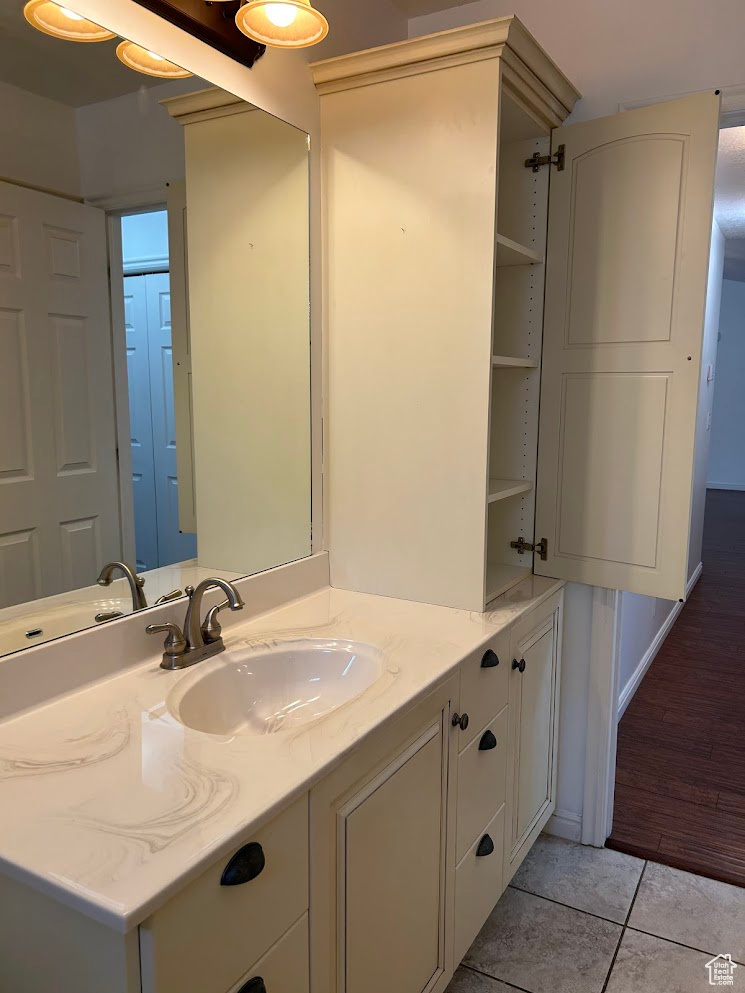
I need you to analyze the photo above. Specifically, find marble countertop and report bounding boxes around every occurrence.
[0,577,562,932]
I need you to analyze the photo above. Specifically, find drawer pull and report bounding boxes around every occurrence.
[452,712,469,731]
[478,730,497,751]
[476,834,494,857]
[481,649,500,668]
[220,842,265,886]
[237,979,266,993]
[512,657,526,673]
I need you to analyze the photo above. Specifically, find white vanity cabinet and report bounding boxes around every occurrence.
[139,794,309,993]
[310,676,458,993]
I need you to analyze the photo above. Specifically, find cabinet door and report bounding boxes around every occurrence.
[535,93,720,600]
[310,677,457,993]
[504,597,561,881]
[345,727,442,993]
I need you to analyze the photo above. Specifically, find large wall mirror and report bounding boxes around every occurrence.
[0,3,311,657]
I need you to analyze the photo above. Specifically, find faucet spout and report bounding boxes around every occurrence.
[97,561,148,611]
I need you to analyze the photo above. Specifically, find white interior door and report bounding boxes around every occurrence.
[145,273,197,567]
[535,93,720,600]
[0,181,120,607]
[124,274,158,572]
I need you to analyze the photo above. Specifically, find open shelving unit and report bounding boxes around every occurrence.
[484,89,551,607]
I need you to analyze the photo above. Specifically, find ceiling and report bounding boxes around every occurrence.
[0,3,163,106]
[388,0,474,16]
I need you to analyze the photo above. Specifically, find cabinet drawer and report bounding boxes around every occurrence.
[456,706,508,861]
[454,806,505,967]
[140,794,308,993]
[458,632,509,749]
[228,913,308,993]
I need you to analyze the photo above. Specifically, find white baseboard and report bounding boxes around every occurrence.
[708,482,745,491]
[617,562,702,719]
[544,809,582,842]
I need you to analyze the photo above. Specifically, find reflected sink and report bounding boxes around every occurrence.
[167,639,383,736]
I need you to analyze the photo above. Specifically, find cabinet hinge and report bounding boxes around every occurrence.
[510,536,548,561]
[524,144,565,173]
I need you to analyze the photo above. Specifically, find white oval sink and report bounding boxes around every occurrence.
[167,639,383,736]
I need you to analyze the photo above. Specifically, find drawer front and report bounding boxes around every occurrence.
[454,806,505,967]
[456,706,508,861]
[228,913,309,993]
[140,795,308,993]
[458,632,509,749]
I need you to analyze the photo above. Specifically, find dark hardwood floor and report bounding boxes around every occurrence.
[607,488,745,887]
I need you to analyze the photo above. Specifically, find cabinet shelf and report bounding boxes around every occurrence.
[492,355,539,369]
[488,478,533,504]
[495,233,543,267]
[485,562,531,603]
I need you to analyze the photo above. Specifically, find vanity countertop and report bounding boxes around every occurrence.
[0,577,562,932]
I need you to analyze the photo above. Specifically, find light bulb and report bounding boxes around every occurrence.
[264,3,297,26]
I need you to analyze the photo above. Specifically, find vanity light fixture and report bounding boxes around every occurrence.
[23,0,116,41]
[115,40,193,78]
[234,0,329,49]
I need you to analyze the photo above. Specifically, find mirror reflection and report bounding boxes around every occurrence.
[0,6,312,656]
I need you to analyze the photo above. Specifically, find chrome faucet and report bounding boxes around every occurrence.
[97,561,148,611]
[146,577,245,670]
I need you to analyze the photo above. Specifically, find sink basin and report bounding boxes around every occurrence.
[167,639,383,736]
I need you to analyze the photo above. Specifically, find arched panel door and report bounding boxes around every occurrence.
[535,93,720,600]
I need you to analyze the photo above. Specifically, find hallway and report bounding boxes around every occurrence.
[607,488,745,887]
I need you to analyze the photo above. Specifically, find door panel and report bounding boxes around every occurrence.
[345,727,443,993]
[146,273,197,567]
[535,94,720,599]
[124,275,158,573]
[0,181,120,607]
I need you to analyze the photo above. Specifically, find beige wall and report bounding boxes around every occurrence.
[0,80,80,197]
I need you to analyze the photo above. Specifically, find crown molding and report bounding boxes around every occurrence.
[161,86,257,125]
[310,16,580,119]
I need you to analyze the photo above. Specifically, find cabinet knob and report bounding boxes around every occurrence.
[512,657,526,673]
[220,842,265,886]
[478,730,497,751]
[451,712,469,731]
[476,834,495,857]
[237,979,266,993]
[481,649,500,668]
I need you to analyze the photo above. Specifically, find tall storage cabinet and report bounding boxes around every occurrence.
[313,20,580,611]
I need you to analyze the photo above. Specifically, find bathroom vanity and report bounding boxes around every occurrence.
[0,570,562,993]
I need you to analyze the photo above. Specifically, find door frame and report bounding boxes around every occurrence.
[582,88,743,846]
[99,191,168,565]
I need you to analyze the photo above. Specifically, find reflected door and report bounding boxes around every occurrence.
[0,181,120,607]
[125,272,197,571]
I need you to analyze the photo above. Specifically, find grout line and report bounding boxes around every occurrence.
[507,883,629,927]
[625,926,745,967]
[599,860,648,993]
[460,963,533,993]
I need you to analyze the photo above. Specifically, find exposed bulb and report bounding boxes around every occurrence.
[264,3,297,26]
[58,5,84,19]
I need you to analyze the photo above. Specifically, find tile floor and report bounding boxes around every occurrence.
[447,834,745,993]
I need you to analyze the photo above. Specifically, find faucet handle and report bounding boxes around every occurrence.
[201,599,230,645]
[146,622,187,661]
[154,589,183,606]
